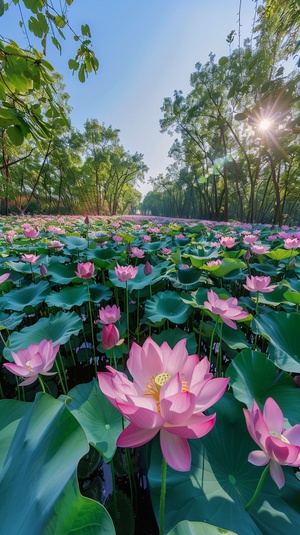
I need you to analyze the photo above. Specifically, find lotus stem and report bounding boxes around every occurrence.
[159,456,167,535]
[245,463,269,511]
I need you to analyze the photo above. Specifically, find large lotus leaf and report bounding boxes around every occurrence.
[89,283,112,303]
[152,328,197,355]
[283,291,300,305]
[226,349,300,424]
[86,247,118,268]
[187,248,220,267]
[201,258,246,277]
[144,290,191,324]
[109,261,170,291]
[47,262,80,284]
[255,285,293,306]
[0,311,25,330]
[60,235,89,251]
[265,248,298,261]
[177,266,201,284]
[65,378,123,462]
[45,285,89,310]
[249,262,279,276]
[217,323,251,349]
[4,260,34,273]
[0,394,115,535]
[252,312,300,372]
[148,394,300,535]
[167,521,238,535]
[181,287,231,309]
[3,311,83,361]
[0,280,50,311]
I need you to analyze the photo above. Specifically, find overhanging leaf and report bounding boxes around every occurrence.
[3,311,83,361]
[45,285,89,310]
[144,290,191,324]
[0,280,49,311]
[65,378,123,462]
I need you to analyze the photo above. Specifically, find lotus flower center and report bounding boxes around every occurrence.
[270,431,290,444]
[26,361,34,373]
[154,373,173,390]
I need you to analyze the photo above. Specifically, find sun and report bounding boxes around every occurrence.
[258,118,273,131]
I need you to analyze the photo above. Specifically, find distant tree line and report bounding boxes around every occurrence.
[141,1,300,225]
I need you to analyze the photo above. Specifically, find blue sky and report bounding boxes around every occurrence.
[3,0,258,195]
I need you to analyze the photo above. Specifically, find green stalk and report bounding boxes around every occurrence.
[159,456,167,535]
[86,283,97,376]
[58,350,69,392]
[245,463,270,511]
[55,360,67,395]
[126,281,130,349]
[38,374,46,394]
[208,322,218,364]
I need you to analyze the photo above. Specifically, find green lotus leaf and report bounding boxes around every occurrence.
[167,521,238,535]
[201,258,246,277]
[46,261,79,284]
[109,261,170,291]
[188,248,220,267]
[0,394,115,535]
[255,285,292,306]
[0,280,49,311]
[86,247,118,268]
[226,349,300,423]
[177,266,201,284]
[0,311,25,331]
[252,312,300,372]
[265,248,298,261]
[3,311,83,361]
[89,283,112,303]
[283,291,300,305]
[3,260,34,273]
[149,394,300,535]
[65,378,123,462]
[60,235,89,251]
[249,262,279,276]
[217,323,251,349]
[144,290,191,324]
[152,328,197,355]
[45,285,89,310]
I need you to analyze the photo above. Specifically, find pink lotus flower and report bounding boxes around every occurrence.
[98,337,229,471]
[243,235,258,244]
[114,263,138,282]
[3,339,60,386]
[206,259,222,267]
[243,275,278,293]
[204,289,248,329]
[21,254,40,264]
[220,236,236,248]
[250,244,270,254]
[142,235,151,243]
[23,227,39,239]
[48,240,65,250]
[98,304,121,324]
[161,247,171,255]
[131,246,145,259]
[75,261,95,279]
[113,235,123,242]
[0,273,10,284]
[284,238,299,250]
[244,398,300,489]
[101,324,124,350]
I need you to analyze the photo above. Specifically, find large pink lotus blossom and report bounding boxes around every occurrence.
[98,304,121,324]
[220,236,236,248]
[206,259,222,267]
[98,337,229,471]
[284,238,300,250]
[204,289,248,329]
[130,246,145,259]
[250,244,270,254]
[21,254,40,264]
[244,398,300,489]
[23,227,39,239]
[101,324,124,350]
[243,275,277,293]
[243,234,258,244]
[3,339,60,386]
[75,261,95,279]
[114,263,138,282]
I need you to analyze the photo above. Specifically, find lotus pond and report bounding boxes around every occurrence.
[1,214,300,535]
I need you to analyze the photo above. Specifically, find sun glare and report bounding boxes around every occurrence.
[258,118,273,131]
